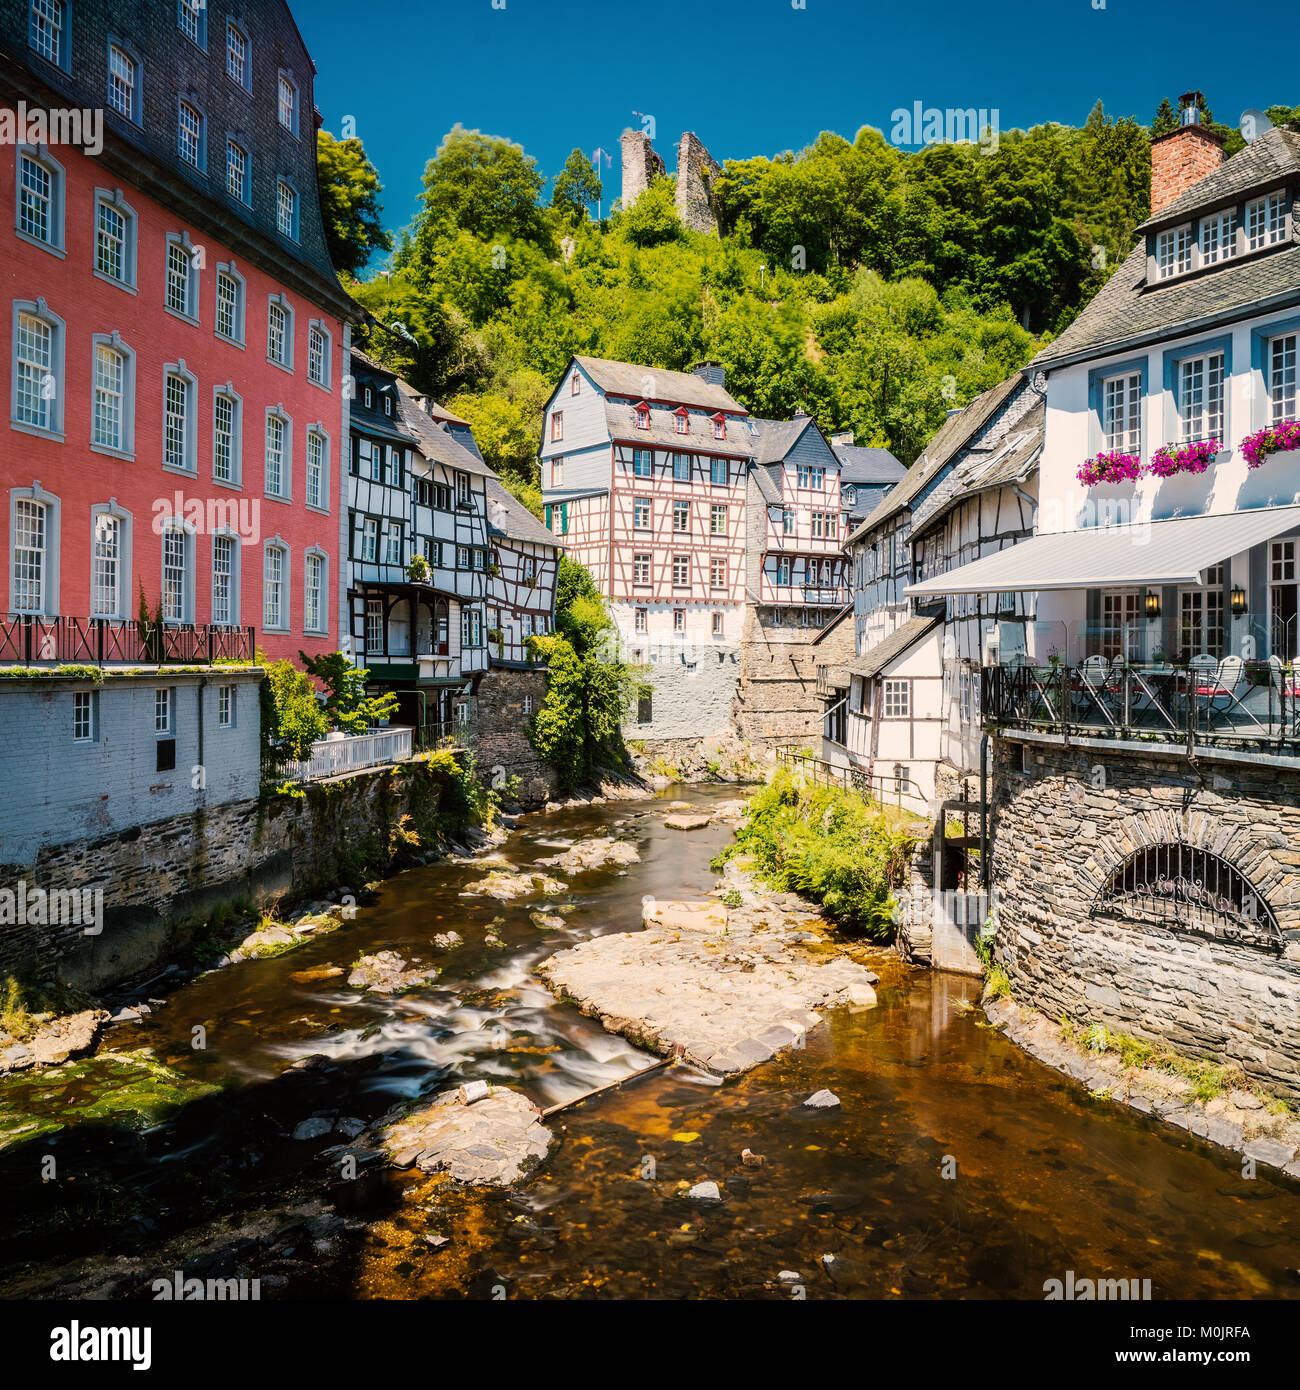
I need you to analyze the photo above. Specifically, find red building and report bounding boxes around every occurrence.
[0,0,356,665]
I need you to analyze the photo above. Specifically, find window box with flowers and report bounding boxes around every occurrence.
[406,554,432,584]
[1242,421,1300,470]
[1077,451,1143,487]
[1148,438,1219,478]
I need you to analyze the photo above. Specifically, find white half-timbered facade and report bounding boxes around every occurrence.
[486,478,562,666]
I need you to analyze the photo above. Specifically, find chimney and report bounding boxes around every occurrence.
[1150,91,1226,215]
[793,407,809,418]
[692,359,725,389]
[830,431,854,447]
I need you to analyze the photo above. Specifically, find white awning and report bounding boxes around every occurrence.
[905,505,1300,597]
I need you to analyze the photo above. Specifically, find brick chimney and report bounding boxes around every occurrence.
[1150,92,1226,215]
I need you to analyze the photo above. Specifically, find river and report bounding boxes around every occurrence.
[1,783,1297,1299]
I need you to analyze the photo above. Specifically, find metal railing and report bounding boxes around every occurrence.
[984,660,1300,752]
[1,614,254,665]
[275,726,414,783]
[774,745,926,810]
[414,719,469,751]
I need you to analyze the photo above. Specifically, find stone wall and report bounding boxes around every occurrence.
[991,734,1300,1099]
[620,128,665,210]
[675,132,721,234]
[731,610,855,748]
[466,667,556,806]
[0,759,458,991]
[625,644,742,741]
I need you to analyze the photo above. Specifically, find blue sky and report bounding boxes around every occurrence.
[297,0,1290,243]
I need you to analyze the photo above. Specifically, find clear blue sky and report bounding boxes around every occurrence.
[296,0,1291,243]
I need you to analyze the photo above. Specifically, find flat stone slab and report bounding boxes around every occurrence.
[28,1009,108,1066]
[664,814,712,831]
[536,837,640,873]
[460,870,566,901]
[380,1087,552,1186]
[538,897,879,1075]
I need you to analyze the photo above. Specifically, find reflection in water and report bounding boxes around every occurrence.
[5,784,1300,1298]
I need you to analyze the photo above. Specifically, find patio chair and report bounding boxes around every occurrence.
[1196,654,1248,718]
[1076,654,1117,724]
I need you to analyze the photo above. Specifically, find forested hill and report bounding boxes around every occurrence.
[320,98,1300,512]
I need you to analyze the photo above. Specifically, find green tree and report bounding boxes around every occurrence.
[619,179,682,248]
[1150,97,1179,137]
[260,658,329,771]
[299,651,399,734]
[316,131,393,277]
[552,148,602,222]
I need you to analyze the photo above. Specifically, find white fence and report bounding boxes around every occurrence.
[278,726,414,783]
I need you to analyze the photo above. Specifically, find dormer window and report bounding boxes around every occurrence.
[635,402,650,430]
[1245,191,1286,252]
[1155,224,1192,280]
[674,407,689,435]
[364,385,372,408]
[1199,208,1238,265]
[711,413,726,441]
[384,393,392,416]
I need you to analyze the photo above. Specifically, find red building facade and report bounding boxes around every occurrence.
[0,0,356,664]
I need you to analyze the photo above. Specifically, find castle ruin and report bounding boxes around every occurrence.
[619,127,722,235]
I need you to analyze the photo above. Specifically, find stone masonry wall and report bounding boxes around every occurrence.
[675,132,721,234]
[0,759,455,991]
[991,735,1300,1099]
[620,128,665,210]
[626,645,742,741]
[731,610,855,748]
[466,667,556,806]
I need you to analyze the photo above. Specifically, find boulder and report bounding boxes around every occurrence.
[380,1087,552,1186]
[29,1009,108,1066]
[346,951,438,996]
[802,1089,841,1110]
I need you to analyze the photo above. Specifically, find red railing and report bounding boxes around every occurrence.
[0,615,255,666]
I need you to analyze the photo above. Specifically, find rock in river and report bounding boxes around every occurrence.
[380,1086,552,1186]
[461,870,567,902]
[347,951,438,995]
[536,837,640,874]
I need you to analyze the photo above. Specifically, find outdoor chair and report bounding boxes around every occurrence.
[1196,654,1248,719]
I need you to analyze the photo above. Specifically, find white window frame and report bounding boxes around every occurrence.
[225,20,250,92]
[159,521,194,623]
[214,262,246,345]
[303,549,326,634]
[211,531,239,627]
[29,0,67,68]
[217,684,235,728]
[107,39,141,123]
[212,384,243,486]
[1269,333,1298,427]
[1199,208,1237,266]
[307,321,331,388]
[73,689,96,742]
[1155,224,1193,280]
[93,188,137,290]
[277,71,299,137]
[90,504,130,619]
[164,233,200,322]
[275,177,299,242]
[883,678,911,719]
[177,0,206,49]
[264,408,292,499]
[89,332,135,458]
[11,298,65,438]
[672,553,689,587]
[1176,351,1225,444]
[16,144,65,255]
[266,295,294,370]
[225,138,249,204]
[11,488,57,616]
[263,541,288,630]
[162,360,199,473]
[1245,191,1286,253]
[154,687,172,735]
[305,427,329,512]
[177,99,205,170]
[1101,370,1142,454]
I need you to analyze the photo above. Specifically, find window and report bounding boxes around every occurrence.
[712,416,726,440]
[674,609,685,633]
[95,197,132,284]
[163,372,192,471]
[1176,352,1225,443]
[456,544,470,569]
[265,413,287,497]
[277,74,298,134]
[107,44,138,122]
[637,693,652,724]
[178,102,203,169]
[633,553,651,585]
[226,140,248,202]
[633,497,651,529]
[276,179,298,240]
[1245,192,1286,252]
[154,688,172,734]
[1269,334,1298,426]
[635,607,647,633]
[673,499,689,532]
[264,546,286,628]
[361,518,378,563]
[712,612,724,637]
[166,239,196,318]
[304,553,324,632]
[523,693,533,716]
[710,556,726,589]
[217,685,235,728]
[711,504,727,535]
[226,22,249,89]
[456,472,471,505]
[570,371,581,395]
[782,508,796,535]
[632,449,652,477]
[1099,590,1143,662]
[364,597,383,652]
[306,431,326,509]
[162,527,187,621]
[267,299,290,367]
[30,0,64,65]
[14,309,56,432]
[672,554,689,587]
[549,457,563,487]
[91,513,121,616]
[673,452,691,481]
[1155,224,1192,279]
[710,457,728,486]
[212,534,235,624]
[883,680,910,718]
[308,325,328,386]
[777,557,792,586]
[1200,209,1237,265]
[213,391,239,483]
[461,607,482,647]
[1102,371,1142,453]
[384,522,401,565]
[674,409,689,435]
[12,498,47,612]
[1179,565,1225,659]
[384,394,392,416]
[797,465,825,489]
[551,411,564,442]
[92,341,126,451]
[635,403,650,429]
[17,151,58,247]
[216,268,244,342]
[811,511,825,539]
[177,0,204,47]
[73,691,94,742]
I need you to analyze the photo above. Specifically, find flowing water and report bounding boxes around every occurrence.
[2,783,1299,1299]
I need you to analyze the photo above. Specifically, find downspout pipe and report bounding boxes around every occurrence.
[980,731,990,889]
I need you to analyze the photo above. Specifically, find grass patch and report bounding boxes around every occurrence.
[1062,1016,1245,1104]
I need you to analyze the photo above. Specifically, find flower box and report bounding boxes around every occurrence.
[1078,450,1143,487]
[1242,420,1300,470]
[1148,438,1219,478]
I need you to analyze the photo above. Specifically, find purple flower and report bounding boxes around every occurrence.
[1078,450,1143,487]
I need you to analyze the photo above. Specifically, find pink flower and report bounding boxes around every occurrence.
[1078,450,1143,487]
[1243,421,1300,469]
[1149,438,1219,478]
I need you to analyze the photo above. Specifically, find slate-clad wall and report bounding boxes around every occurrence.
[991,736,1300,1099]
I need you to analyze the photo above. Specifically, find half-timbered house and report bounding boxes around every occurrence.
[485,478,561,666]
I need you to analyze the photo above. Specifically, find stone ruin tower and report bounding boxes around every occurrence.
[619,127,722,234]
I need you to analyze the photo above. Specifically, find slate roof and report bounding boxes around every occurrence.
[751,415,817,465]
[396,381,494,477]
[847,373,1024,545]
[848,614,943,679]
[576,355,747,414]
[833,444,906,487]
[485,477,560,549]
[1034,128,1300,370]
[604,400,755,459]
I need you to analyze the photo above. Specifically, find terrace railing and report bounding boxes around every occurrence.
[0,615,255,666]
[274,726,414,784]
[983,660,1300,753]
